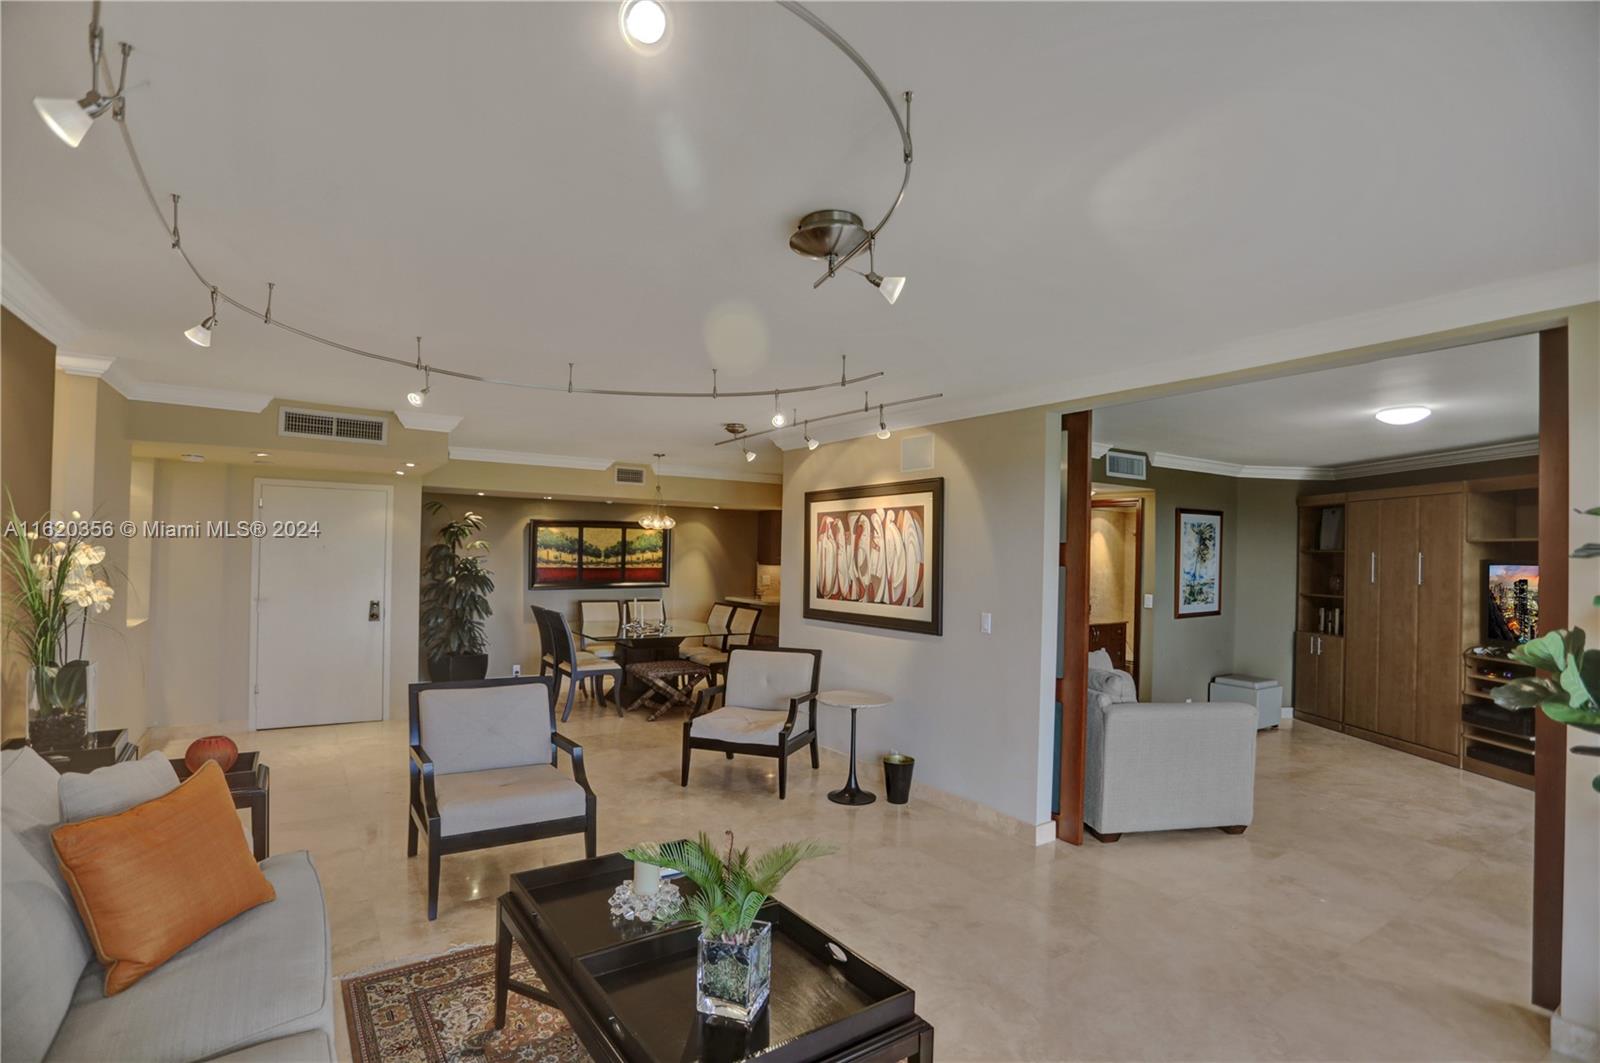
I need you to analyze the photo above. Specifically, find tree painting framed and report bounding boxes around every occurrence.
[529,521,670,588]
[1174,508,1223,619]
[804,478,943,635]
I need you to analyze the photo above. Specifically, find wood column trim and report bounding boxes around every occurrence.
[1533,325,1568,1010]
[1057,412,1092,844]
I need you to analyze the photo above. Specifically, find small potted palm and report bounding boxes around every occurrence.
[421,501,494,681]
[624,832,832,1024]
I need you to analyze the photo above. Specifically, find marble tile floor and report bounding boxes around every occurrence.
[149,704,1552,1062]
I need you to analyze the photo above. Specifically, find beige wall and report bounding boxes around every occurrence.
[1088,507,1137,625]
[422,493,759,677]
[144,461,422,729]
[1232,478,1302,690]
[782,411,1059,827]
[0,310,55,738]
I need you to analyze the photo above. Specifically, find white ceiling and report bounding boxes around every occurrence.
[3,2,1595,474]
[1092,333,1539,471]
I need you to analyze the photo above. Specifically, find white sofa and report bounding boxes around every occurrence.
[1,746,334,1062]
[1083,666,1258,841]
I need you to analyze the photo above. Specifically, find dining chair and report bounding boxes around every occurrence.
[679,601,734,660]
[626,598,664,625]
[687,604,761,683]
[408,676,596,919]
[682,647,822,799]
[577,600,621,659]
[543,607,622,721]
[531,605,557,677]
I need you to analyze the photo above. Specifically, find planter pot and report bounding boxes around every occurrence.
[697,922,772,1024]
[883,753,914,804]
[427,653,489,682]
[27,661,96,750]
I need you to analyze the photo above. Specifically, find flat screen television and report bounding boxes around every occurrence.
[1484,562,1539,645]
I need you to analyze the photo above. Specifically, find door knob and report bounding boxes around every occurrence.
[369,600,382,621]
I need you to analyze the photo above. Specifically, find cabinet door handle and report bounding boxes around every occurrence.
[1370,551,1376,584]
[1417,551,1424,586]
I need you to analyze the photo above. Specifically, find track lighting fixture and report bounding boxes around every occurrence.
[742,444,758,464]
[34,3,131,148]
[406,368,431,408]
[621,0,668,47]
[865,270,906,305]
[876,405,892,440]
[184,287,219,347]
[770,393,787,428]
[804,421,819,450]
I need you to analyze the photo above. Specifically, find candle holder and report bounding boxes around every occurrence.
[608,879,684,924]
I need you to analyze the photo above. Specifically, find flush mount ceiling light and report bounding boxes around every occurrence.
[180,453,205,463]
[33,2,131,148]
[639,454,678,531]
[1375,405,1432,425]
[184,287,219,347]
[620,0,668,48]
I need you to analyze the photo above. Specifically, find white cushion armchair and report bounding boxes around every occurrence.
[1084,668,1257,842]
[681,647,821,799]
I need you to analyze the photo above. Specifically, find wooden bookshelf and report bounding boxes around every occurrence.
[1460,647,1535,790]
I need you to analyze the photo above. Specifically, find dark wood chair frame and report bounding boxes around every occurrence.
[681,646,821,799]
[408,676,597,920]
[546,608,621,720]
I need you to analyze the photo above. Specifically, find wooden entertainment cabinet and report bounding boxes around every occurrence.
[1293,474,1538,783]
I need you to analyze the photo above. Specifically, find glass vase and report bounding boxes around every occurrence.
[696,921,772,1024]
[27,662,91,750]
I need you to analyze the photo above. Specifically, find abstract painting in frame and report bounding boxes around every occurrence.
[1174,508,1223,619]
[804,478,943,635]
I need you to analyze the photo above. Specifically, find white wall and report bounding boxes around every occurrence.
[781,408,1059,828]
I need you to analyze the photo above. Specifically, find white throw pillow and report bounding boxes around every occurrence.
[1087,668,1139,704]
[1087,648,1115,673]
[58,750,181,823]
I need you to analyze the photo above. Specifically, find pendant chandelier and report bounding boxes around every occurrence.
[639,455,677,531]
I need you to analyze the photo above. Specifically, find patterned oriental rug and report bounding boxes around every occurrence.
[342,945,589,1063]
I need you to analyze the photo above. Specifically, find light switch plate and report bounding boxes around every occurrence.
[510,664,522,677]
[1143,593,1155,609]
[980,612,992,634]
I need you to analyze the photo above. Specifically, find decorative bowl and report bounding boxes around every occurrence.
[184,735,239,774]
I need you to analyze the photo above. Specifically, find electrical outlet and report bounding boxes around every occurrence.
[510,664,522,677]
[980,612,992,635]
[1143,593,1154,609]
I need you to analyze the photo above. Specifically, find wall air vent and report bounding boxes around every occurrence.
[1104,450,1148,480]
[614,466,647,485]
[279,407,388,445]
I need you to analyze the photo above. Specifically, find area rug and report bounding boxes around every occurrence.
[341,945,589,1063]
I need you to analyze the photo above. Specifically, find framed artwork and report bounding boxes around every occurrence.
[803,478,943,635]
[529,521,670,588]
[1174,508,1223,618]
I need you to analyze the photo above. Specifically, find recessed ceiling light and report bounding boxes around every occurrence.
[255,452,269,458]
[621,0,667,47]
[405,462,416,468]
[544,496,553,500]
[180,453,204,463]
[477,491,485,496]
[1375,406,1432,426]
[395,470,405,476]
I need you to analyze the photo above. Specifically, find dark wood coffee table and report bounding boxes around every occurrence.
[494,851,933,1062]
[171,753,270,861]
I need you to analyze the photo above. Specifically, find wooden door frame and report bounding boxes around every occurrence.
[1533,326,1568,1010]
[1057,412,1092,845]
[1090,496,1144,685]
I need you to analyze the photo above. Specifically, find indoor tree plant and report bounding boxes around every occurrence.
[624,831,833,1024]
[421,501,494,681]
[1491,506,1600,791]
[2,505,115,748]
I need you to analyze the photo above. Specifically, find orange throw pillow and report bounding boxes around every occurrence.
[51,760,276,995]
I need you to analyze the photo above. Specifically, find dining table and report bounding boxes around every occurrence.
[579,620,719,705]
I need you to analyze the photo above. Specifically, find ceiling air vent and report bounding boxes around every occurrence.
[279,407,388,445]
[614,466,647,485]
[1104,450,1148,481]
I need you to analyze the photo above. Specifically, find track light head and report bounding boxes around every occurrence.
[407,364,431,407]
[743,445,758,464]
[804,420,818,450]
[865,271,906,305]
[34,92,113,148]
[406,389,426,408]
[770,392,787,428]
[876,404,891,439]
[185,287,219,347]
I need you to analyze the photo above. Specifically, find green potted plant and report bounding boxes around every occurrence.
[1491,506,1600,791]
[2,506,115,749]
[624,831,833,1024]
[421,501,494,681]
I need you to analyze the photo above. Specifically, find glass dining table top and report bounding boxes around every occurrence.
[577,620,715,643]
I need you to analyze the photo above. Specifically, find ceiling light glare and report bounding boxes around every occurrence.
[1375,405,1431,426]
[621,0,668,47]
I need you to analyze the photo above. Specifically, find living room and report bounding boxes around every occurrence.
[2,3,1598,1062]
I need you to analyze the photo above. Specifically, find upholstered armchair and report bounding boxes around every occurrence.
[408,676,596,919]
[1083,666,1257,842]
[682,647,821,799]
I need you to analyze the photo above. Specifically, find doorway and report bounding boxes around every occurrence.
[252,480,392,729]
[1089,496,1144,691]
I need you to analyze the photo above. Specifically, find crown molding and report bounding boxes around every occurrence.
[1140,438,1540,482]
[117,380,273,413]
[1091,442,1113,459]
[657,461,782,485]
[1149,452,1320,480]
[448,447,613,471]
[2,249,89,347]
[393,409,463,433]
[55,352,115,378]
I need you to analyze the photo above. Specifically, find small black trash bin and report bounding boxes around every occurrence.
[882,753,914,804]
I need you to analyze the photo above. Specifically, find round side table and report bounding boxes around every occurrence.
[817,689,892,806]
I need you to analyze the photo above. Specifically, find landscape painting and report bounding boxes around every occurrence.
[624,527,667,582]
[1175,508,1223,618]
[529,521,670,588]
[804,478,943,635]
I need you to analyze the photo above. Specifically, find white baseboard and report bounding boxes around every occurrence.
[1034,821,1058,846]
[1282,705,1295,718]
[1553,1012,1600,1063]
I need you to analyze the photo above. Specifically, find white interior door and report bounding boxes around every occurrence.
[254,482,390,729]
